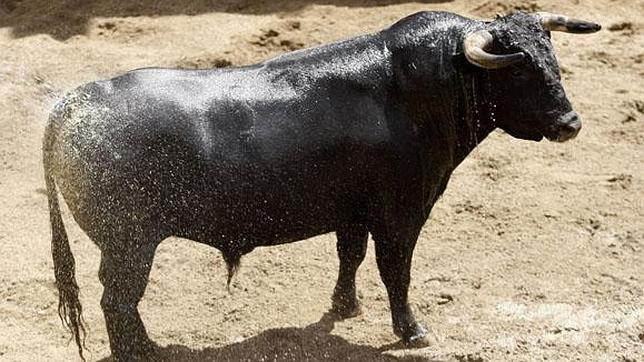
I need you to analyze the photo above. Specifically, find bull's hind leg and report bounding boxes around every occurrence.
[331,225,368,318]
[372,225,428,346]
[99,241,158,361]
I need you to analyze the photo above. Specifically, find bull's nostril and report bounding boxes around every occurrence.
[555,112,582,141]
[561,111,580,124]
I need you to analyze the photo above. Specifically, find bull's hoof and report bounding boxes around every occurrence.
[331,299,362,319]
[404,330,430,348]
[396,322,430,348]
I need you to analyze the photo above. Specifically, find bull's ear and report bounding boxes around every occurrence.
[463,30,525,69]
[536,12,601,34]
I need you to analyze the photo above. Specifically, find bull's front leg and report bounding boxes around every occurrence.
[331,224,368,318]
[372,224,428,346]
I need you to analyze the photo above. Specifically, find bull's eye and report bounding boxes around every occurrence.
[511,69,524,78]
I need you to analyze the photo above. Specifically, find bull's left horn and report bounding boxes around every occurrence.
[464,30,525,69]
[536,12,601,34]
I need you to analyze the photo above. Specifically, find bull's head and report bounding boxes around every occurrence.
[463,12,600,142]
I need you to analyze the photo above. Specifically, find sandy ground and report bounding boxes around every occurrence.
[0,0,642,361]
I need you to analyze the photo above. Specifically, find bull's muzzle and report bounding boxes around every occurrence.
[550,111,582,142]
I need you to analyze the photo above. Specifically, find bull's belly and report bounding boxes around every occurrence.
[174,189,349,249]
[183,215,337,249]
[56,153,357,247]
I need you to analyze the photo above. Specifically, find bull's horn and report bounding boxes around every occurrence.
[463,30,525,69]
[536,12,601,34]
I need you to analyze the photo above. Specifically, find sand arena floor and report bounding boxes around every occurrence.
[0,0,642,360]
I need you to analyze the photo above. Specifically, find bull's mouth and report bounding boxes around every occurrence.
[543,111,582,142]
[500,112,583,142]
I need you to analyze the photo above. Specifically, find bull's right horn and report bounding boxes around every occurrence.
[537,12,602,34]
[463,29,525,69]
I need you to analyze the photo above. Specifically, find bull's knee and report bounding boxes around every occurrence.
[100,291,137,314]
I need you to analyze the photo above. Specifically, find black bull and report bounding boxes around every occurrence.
[43,11,600,360]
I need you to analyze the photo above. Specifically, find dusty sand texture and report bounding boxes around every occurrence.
[0,0,642,361]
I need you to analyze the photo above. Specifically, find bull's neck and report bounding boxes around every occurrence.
[407,65,497,168]
[449,67,497,164]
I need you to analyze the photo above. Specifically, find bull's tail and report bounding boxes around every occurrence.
[43,117,87,360]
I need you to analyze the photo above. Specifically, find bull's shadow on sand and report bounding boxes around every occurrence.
[0,0,453,40]
[97,312,431,361]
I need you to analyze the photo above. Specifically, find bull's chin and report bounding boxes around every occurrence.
[544,131,578,143]
[500,126,544,142]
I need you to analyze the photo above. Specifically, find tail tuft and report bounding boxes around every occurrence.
[52,233,87,360]
[221,252,241,293]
